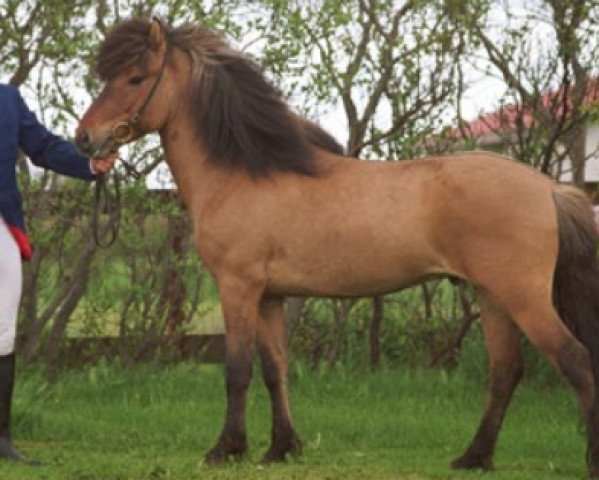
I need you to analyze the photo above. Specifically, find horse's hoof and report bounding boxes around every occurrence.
[21,457,43,467]
[203,449,226,466]
[203,441,247,465]
[450,452,493,471]
[0,456,43,467]
[0,438,43,466]
[261,434,302,463]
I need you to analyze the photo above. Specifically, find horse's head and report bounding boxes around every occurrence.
[76,18,174,157]
[78,17,325,176]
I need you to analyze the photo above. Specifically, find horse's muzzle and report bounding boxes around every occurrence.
[75,130,94,156]
[75,129,119,158]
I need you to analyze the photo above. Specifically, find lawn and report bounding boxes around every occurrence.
[1,362,587,480]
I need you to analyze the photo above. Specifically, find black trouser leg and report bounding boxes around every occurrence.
[0,353,39,465]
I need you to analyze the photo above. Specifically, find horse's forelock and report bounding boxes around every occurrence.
[97,18,154,81]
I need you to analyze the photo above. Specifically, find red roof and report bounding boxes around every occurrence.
[457,79,599,138]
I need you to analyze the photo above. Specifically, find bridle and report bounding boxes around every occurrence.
[110,38,169,145]
[92,23,169,248]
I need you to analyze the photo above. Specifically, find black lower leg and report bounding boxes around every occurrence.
[452,363,523,471]
[556,340,599,477]
[204,353,252,464]
[259,347,301,462]
[451,417,498,471]
[587,404,599,479]
[0,353,40,465]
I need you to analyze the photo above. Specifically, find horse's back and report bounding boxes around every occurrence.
[259,151,558,297]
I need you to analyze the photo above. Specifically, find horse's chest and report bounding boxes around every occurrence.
[192,228,222,275]
[192,219,248,278]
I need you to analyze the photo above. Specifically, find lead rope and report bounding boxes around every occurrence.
[92,168,121,248]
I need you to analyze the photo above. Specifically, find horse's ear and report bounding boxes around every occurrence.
[149,17,165,51]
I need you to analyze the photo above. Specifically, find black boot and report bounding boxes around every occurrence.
[0,353,40,465]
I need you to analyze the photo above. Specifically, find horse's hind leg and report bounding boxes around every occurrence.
[452,293,523,471]
[508,303,597,463]
[257,296,302,463]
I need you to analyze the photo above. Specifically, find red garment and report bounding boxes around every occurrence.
[6,225,32,261]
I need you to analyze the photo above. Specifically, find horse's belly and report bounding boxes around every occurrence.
[265,246,448,297]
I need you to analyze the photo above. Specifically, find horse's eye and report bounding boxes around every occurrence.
[128,76,144,86]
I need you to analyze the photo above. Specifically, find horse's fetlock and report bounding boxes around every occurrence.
[451,451,493,471]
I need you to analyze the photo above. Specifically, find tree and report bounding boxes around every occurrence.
[449,0,599,187]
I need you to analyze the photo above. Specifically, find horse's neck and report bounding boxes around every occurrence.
[159,119,220,211]
[159,111,352,215]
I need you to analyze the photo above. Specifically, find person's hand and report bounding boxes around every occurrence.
[91,152,118,174]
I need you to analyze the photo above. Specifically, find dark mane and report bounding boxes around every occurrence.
[97,18,344,176]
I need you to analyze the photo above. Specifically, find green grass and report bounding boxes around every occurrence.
[1,363,588,479]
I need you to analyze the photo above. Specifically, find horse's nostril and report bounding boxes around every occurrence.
[76,130,92,154]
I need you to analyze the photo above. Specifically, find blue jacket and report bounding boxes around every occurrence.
[0,84,94,260]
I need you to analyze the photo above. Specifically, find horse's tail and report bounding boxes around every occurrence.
[552,184,599,465]
[553,185,599,374]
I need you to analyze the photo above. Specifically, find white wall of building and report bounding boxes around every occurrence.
[585,124,599,182]
[535,123,599,183]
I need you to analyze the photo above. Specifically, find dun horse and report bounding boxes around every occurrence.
[76,18,599,476]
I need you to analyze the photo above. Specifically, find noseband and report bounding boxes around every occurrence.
[111,42,169,144]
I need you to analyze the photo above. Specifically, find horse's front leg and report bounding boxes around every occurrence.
[258,296,301,463]
[204,276,262,465]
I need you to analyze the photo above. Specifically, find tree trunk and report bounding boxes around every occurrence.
[370,295,383,369]
[284,296,306,339]
[569,122,587,189]
[326,299,353,369]
[163,209,189,337]
[43,259,92,368]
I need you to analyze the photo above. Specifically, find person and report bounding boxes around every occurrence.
[0,83,117,464]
